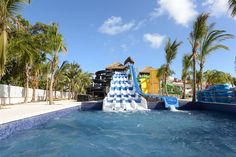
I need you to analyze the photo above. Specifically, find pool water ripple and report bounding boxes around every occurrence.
[0,111,236,157]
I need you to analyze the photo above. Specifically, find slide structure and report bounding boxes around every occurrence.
[129,64,179,109]
[103,71,148,111]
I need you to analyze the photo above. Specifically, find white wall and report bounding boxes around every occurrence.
[0,84,70,105]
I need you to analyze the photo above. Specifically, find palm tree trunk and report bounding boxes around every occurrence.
[200,62,204,90]
[49,74,55,104]
[54,81,57,99]
[0,28,7,77]
[158,79,161,95]
[32,75,36,102]
[45,76,49,101]
[24,64,30,103]
[68,84,72,100]
[60,89,63,99]
[164,74,168,96]
[49,54,58,104]
[182,78,186,99]
[192,50,197,103]
[32,86,36,102]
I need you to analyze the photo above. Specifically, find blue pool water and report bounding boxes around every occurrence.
[1,111,236,157]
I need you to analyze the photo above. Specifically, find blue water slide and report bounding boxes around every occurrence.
[129,64,179,108]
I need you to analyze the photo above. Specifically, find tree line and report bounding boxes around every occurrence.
[157,1,236,101]
[0,0,92,104]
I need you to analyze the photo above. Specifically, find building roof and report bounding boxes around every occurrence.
[106,62,127,71]
[139,66,156,74]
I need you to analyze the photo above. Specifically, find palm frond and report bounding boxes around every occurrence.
[190,13,209,44]
[228,0,236,17]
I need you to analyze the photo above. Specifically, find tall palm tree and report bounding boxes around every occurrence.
[181,54,192,99]
[65,62,82,99]
[0,0,30,77]
[74,72,92,96]
[41,61,51,101]
[8,29,39,103]
[199,27,234,90]
[189,13,209,102]
[54,61,68,98]
[228,0,236,17]
[47,23,66,104]
[31,53,47,102]
[161,37,182,95]
[156,66,166,95]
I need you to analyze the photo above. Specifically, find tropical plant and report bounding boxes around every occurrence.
[156,65,166,95]
[38,60,51,100]
[228,0,236,17]
[7,22,39,103]
[74,72,92,95]
[0,0,30,77]
[181,54,192,99]
[199,25,234,90]
[231,77,236,86]
[31,52,47,102]
[204,70,233,85]
[54,61,69,98]
[46,23,67,104]
[160,37,182,95]
[64,62,82,99]
[189,13,209,102]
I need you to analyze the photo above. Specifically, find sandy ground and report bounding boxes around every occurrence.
[0,100,81,124]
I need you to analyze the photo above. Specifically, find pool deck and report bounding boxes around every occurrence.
[0,100,81,125]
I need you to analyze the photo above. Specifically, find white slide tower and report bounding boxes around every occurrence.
[103,71,148,111]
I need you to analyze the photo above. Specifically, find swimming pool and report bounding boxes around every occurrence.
[1,111,236,157]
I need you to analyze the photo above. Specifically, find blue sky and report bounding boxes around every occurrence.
[22,0,236,78]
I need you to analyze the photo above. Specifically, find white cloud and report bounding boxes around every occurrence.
[151,0,198,26]
[99,16,135,35]
[144,33,165,48]
[202,0,229,17]
[133,19,147,30]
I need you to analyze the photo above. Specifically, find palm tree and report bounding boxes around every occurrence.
[199,27,234,90]
[54,61,69,99]
[204,70,233,85]
[41,61,51,101]
[47,23,66,104]
[31,53,47,102]
[161,37,182,95]
[75,72,92,97]
[0,0,30,77]
[231,77,236,86]
[189,13,209,102]
[228,0,236,17]
[181,54,192,99]
[156,66,166,95]
[8,28,39,103]
[65,62,82,99]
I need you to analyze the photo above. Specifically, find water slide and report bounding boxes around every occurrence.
[103,71,148,111]
[129,64,179,109]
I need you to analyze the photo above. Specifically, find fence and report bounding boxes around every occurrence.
[197,84,236,104]
[0,84,70,105]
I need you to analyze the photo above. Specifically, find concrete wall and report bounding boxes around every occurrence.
[0,84,69,105]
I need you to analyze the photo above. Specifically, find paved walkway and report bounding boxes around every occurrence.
[0,100,81,124]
